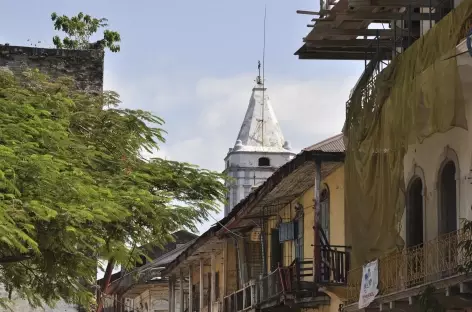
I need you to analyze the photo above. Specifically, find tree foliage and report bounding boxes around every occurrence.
[0,68,226,309]
[51,12,121,52]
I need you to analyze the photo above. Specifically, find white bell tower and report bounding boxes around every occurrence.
[223,68,295,216]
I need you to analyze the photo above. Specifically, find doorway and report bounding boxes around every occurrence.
[406,176,424,286]
[438,160,457,276]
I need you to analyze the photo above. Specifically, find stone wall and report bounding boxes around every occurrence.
[0,44,104,92]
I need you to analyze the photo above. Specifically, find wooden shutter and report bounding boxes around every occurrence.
[279,222,295,242]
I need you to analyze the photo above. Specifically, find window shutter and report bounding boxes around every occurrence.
[279,222,295,242]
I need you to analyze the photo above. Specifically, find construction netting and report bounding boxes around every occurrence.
[344,0,472,269]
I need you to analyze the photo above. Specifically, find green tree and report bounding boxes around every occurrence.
[51,12,121,52]
[0,68,226,309]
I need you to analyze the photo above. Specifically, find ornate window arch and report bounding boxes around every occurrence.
[436,146,460,235]
[405,164,426,247]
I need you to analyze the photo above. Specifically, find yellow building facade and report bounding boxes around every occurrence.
[163,134,349,312]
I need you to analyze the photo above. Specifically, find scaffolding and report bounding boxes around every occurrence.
[296,0,456,61]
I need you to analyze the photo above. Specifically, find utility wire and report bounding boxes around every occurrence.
[261,5,267,147]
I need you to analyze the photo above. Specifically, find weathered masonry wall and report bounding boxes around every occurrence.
[0,44,104,92]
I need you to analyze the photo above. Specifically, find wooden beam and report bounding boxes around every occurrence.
[210,253,216,312]
[170,275,176,312]
[370,0,442,6]
[337,11,441,21]
[349,0,441,6]
[199,260,204,312]
[222,242,227,301]
[179,271,185,312]
[304,46,392,53]
[297,51,391,61]
[304,28,403,37]
[305,39,393,48]
[297,10,325,15]
[313,11,440,21]
[188,265,193,312]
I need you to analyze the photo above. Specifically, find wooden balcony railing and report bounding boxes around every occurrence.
[319,246,350,285]
[223,280,257,312]
[346,228,472,304]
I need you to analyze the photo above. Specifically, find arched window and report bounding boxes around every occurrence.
[320,186,330,240]
[258,157,270,167]
[439,160,457,235]
[438,158,458,277]
[406,177,424,248]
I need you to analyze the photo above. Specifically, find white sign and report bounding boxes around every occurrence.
[358,259,379,309]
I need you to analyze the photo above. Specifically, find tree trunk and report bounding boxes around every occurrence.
[96,258,115,312]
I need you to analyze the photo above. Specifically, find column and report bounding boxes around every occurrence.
[169,275,175,312]
[189,265,193,312]
[149,291,152,312]
[180,270,185,312]
[237,237,248,285]
[222,242,227,300]
[211,253,216,312]
[199,259,204,312]
[313,159,322,283]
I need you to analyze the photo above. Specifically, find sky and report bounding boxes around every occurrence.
[1,0,365,234]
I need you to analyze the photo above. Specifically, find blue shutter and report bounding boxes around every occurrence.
[279,222,295,242]
[320,200,330,239]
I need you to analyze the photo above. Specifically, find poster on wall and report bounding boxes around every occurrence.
[358,259,379,309]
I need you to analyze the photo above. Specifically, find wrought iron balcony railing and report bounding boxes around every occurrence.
[346,228,472,304]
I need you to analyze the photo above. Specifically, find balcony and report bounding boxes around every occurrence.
[223,247,350,312]
[223,280,258,312]
[345,228,472,310]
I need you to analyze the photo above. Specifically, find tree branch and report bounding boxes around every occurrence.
[0,254,32,264]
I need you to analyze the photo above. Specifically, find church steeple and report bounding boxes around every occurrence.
[233,71,290,153]
[224,71,295,216]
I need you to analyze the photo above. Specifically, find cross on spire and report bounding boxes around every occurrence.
[256,60,262,85]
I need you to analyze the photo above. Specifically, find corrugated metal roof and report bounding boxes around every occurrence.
[304,133,345,152]
[150,239,196,267]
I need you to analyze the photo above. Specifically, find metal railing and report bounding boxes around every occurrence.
[346,229,472,304]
